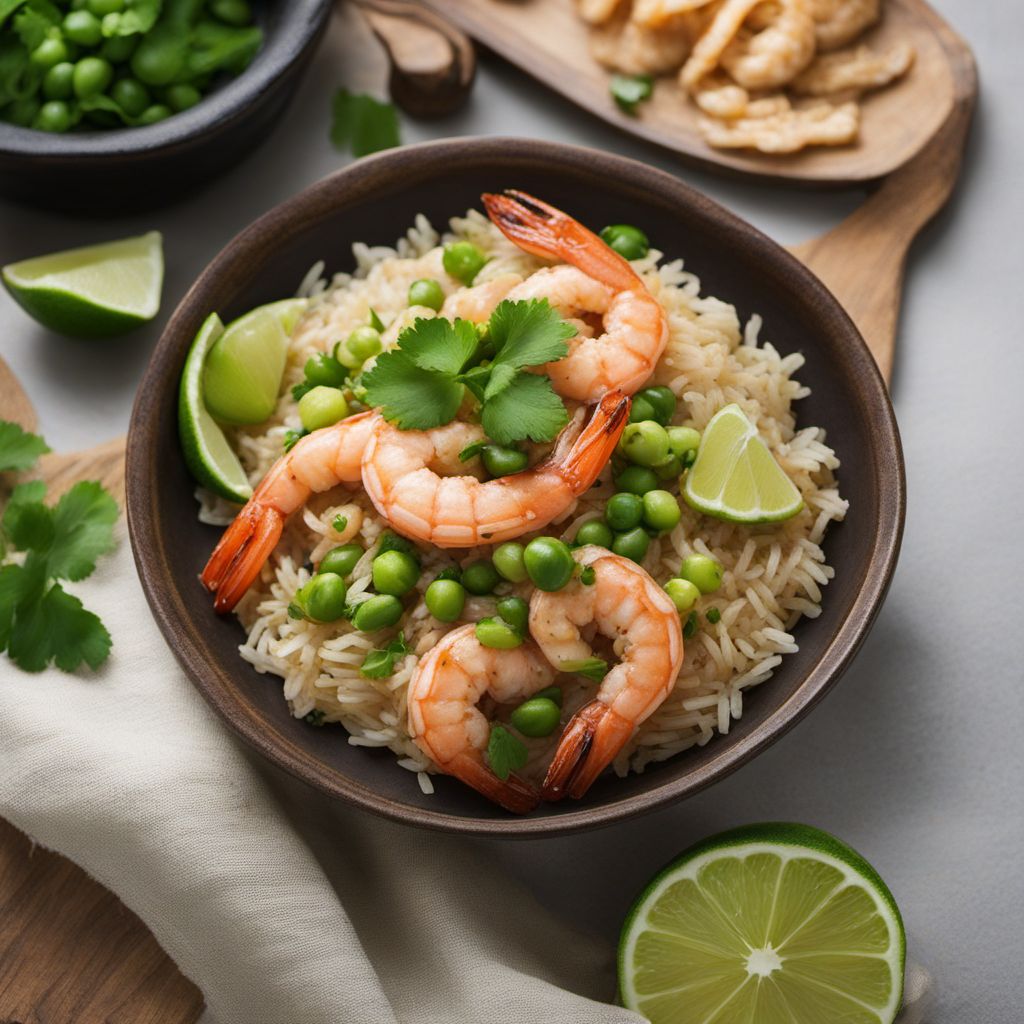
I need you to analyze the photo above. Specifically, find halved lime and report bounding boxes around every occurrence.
[684,404,803,523]
[619,823,906,1024]
[179,312,252,505]
[202,298,307,425]
[2,231,163,338]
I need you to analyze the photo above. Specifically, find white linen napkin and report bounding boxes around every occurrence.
[0,522,639,1024]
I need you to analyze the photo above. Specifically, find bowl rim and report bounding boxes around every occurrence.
[126,136,906,837]
[0,0,332,159]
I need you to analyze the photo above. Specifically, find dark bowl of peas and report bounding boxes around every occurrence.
[0,0,332,214]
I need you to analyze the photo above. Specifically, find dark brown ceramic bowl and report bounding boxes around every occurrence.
[127,137,905,837]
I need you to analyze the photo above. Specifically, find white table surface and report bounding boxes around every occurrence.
[2,3,1021,1021]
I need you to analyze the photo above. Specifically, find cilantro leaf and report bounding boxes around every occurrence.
[0,420,50,472]
[559,656,609,682]
[481,372,569,445]
[488,299,574,373]
[360,632,411,679]
[458,440,487,463]
[0,562,24,650]
[486,724,528,781]
[7,581,111,673]
[2,482,52,550]
[47,481,118,581]
[482,362,517,401]
[330,89,401,157]
[376,530,419,564]
[610,73,653,115]
[397,317,478,376]
[362,350,464,430]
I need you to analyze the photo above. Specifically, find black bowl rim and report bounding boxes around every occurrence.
[126,136,906,837]
[0,0,332,160]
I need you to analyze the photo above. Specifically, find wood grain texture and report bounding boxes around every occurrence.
[423,0,959,184]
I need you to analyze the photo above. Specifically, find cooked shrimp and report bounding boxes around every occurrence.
[483,190,668,402]
[810,0,879,52]
[202,411,376,613]
[440,272,522,323]
[530,546,683,800]
[361,391,630,548]
[408,624,557,813]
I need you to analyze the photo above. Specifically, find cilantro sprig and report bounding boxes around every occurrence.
[330,89,401,157]
[360,632,411,679]
[0,420,116,674]
[363,299,575,446]
[486,724,528,781]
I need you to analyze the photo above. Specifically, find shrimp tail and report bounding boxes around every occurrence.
[553,389,631,492]
[201,501,284,614]
[542,699,636,801]
[481,189,640,289]
[450,752,541,814]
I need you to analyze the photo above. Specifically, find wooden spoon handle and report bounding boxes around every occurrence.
[353,0,476,118]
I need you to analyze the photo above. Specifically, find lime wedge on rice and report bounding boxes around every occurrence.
[179,312,253,505]
[618,823,906,1024]
[2,231,163,338]
[684,404,803,523]
[202,298,307,425]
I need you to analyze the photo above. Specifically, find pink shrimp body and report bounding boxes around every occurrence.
[201,410,376,613]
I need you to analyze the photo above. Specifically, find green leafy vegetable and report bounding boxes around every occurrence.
[610,73,653,115]
[487,299,573,372]
[376,529,420,563]
[330,89,401,157]
[486,724,528,781]
[0,1,30,30]
[368,308,385,332]
[361,351,465,431]
[360,632,410,679]
[559,656,609,682]
[481,372,569,445]
[0,419,50,472]
[283,428,307,452]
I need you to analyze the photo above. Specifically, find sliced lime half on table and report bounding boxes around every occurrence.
[2,231,163,338]
[619,823,905,1024]
[684,404,804,524]
[179,312,253,505]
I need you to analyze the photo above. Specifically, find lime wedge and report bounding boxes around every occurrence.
[179,312,253,505]
[684,404,803,523]
[202,298,306,425]
[619,823,906,1024]
[2,231,163,338]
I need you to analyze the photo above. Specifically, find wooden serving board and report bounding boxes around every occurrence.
[422,0,967,186]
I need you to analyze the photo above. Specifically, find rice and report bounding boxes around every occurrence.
[197,209,847,791]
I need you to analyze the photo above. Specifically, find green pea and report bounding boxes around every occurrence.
[664,577,700,614]
[442,241,488,285]
[619,420,671,467]
[475,617,523,650]
[654,454,682,481]
[336,325,382,369]
[492,541,527,583]
[599,223,650,261]
[62,9,103,46]
[642,489,682,532]
[510,697,561,738]
[534,684,563,707]
[629,395,657,424]
[111,77,149,117]
[136,103,171,125]
[72,57,113,99]
[612,527,650,564]
[304,353,347,387]
[165,83,201,112]
[574,519,613,548]
[131,36,185,87]
[408,278,444,311]
[101,34,136,62]
[462,560,501,595]
[482,444,528,478]
[211,0,252,25]
[637,386,676,426]
[496,595,529,633]
[299,572,347,623]
[4,97,41,127]
[87,0,125,14]
[31,37,71,71]
[679,553,723,594]
[372,549,420,597]
[606,492,643,531]
[352,594,403,632]
[43,62,75,100]
[668,426,701,459]
[425,579,465,622]
[319,544,363,578]
[298,386,348,432]
[34,100,72,132]
[706,607,721,624]
[615,465,659,495]
[524,536,575,592]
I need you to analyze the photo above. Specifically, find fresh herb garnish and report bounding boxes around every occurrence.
[360,632,411,679]
[486,723,528,781]
[683,610,699,639]
[368,308,386,332]
[284,428,307,452]
[610,73,654,115]
[0,422,116,674]
[376,529,419,564]
[580,566,596,586]
[458,439,488,463]
[330,89,401,157]
[332,515,348,533]
[559,656,608,682]
[433,565,462,583]
[363,299,574,446]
